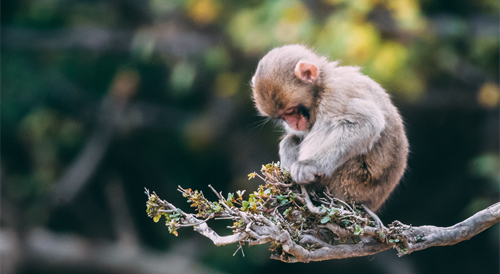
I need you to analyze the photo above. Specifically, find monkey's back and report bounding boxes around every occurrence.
[319,115,408,211]
[317,65,409,211]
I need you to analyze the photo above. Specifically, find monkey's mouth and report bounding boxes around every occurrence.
[288,115,309,131]
[281,106,310,131]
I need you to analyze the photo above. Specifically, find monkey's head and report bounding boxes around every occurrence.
[251,45,327,132]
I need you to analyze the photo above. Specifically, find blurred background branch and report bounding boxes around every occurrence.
[0,227,224,274]
[2,25,214,56]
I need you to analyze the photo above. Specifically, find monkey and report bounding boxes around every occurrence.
[251,44,408,211]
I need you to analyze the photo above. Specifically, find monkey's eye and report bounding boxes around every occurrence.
[284,108,298,116]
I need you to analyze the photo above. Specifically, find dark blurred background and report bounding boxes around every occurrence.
[1,0,499,273]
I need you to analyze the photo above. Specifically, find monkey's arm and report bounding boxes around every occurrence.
[291,99,386,183]
[279,134,302,171]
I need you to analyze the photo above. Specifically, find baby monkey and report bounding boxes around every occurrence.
[251,45,408,211]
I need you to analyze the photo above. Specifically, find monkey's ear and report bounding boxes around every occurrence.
[294,61,318,84]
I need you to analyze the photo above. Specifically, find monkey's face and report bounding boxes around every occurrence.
[251,66,319,132]
[251,45,322,132]
[251,76,313,131]
[279,105,311,131]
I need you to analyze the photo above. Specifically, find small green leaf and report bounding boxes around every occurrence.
[354,225,363,236]
[321,216,331,224]
[153,215,161,223]
[241,200,249,210]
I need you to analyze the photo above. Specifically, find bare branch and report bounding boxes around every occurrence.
[273,239,392,263]
[193,223,247,246]
[320,223,351,239]
[300,186,319,214]
[405,202,500,255]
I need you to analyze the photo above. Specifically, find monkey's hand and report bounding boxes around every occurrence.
[290,160,319,184]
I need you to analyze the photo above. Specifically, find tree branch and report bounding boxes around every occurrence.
[405,202,500,254]
[145,163,500,263]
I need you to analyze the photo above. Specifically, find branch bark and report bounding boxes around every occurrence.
[146,187,500,263]
[194,202,500,262]
[145,163,500,263]
[405,202,500,254]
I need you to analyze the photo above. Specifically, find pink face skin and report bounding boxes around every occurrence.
[280,106,310,131]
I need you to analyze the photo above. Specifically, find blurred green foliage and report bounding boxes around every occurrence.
[1,0,498,273]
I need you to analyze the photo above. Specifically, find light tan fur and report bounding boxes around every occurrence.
[252,45,408,211]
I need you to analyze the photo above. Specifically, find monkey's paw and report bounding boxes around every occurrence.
[290,161,319,184]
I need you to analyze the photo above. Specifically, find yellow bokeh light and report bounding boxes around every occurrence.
[345,23,380,64]
[282,2,309,23]
[371,41,408,81]
[187,0,220,25]
[477,82,500,109]
[387,0,425,32]
[214,73,241,97]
